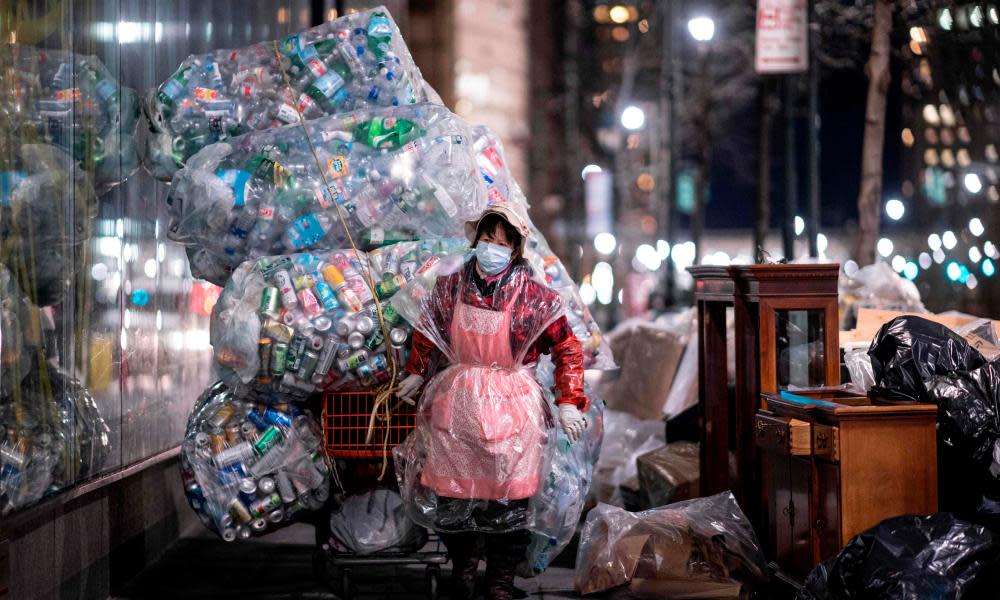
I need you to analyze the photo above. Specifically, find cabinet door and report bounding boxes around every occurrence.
[788,456,814,578]
[814,460,842,563]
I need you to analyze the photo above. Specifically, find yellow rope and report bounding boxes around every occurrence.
[272,41,399,479]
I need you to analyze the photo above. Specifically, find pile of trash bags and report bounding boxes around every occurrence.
[798,513,1000,600]
[180,382,334,541]
[0,44,140,193]
[161,6,610,557]
[868,315,1000,518]
[328,487,428,555]
[145,8,426,180]
[574,492,768,597]
[166,104,484,284]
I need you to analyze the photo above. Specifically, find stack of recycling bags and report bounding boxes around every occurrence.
[163,6,612,548]
[210,240,466,401]
[180,382,333,541]
[0,44,140,193]
[145,8,425,180]
[166,103,483,285]
[0,265,112,515]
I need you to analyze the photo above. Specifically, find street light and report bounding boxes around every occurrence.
[687,16,715,42]
[621,105,645,130]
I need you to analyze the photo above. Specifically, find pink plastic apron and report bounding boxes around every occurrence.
[420,300,547,500]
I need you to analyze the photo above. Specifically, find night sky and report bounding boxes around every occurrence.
[705,57,906,231]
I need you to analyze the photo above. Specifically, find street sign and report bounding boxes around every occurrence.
[755,0,809,73]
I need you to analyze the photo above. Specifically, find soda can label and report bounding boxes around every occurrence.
[273,270,298,307]
[287,335,307,372]
[416,255,440,275]
[262,320,293,343]
[298,288,323,317]
[299,351,320,380]
[313,282,340,312]
[316,337,338,377]
[262,407,292,428]
[259,287,280,317]
[254,426,283,456]
[271,343,288,376]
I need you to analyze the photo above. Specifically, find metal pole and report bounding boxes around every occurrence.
[658,0,673,300]
[754,78,773,263]
[783,76,797,261]
[667,0,684,304]
[806,0,821,257]
[562,0,584,279]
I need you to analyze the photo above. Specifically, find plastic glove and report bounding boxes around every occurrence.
[395,373,424,405]
[558,404,586,443]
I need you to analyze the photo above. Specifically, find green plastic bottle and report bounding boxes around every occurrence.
[353,117,422,149]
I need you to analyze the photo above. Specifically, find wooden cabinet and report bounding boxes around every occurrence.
[756,389,938,579]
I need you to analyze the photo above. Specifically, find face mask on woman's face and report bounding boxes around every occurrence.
[475,242,513,275]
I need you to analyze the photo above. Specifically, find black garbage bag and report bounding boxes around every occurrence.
[869,316,1000,517]
[868,316,987,404]
[796,513,1000,600]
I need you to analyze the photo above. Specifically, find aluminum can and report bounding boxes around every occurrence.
[259,286,281,318]
[271,343,288,376]
[272,269,298,308]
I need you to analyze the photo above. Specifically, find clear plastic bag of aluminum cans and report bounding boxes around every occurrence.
[180,381,334,542]
[145,7,427,180]
[167,103,485,285]
[470,126,614,370]
[210,239,467,401]
[0,45,140,193]
[0,144,98,306]
[391,255,567,534]
[0,368,112,515]
[519,356,604,576]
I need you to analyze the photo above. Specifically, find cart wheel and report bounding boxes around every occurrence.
[426,564,440,600]
[341,567,353,600]
[311,549,328,583]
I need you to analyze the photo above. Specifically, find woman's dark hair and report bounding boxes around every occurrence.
[474,213,523,256]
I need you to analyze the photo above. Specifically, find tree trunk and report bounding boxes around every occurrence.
[853,0,893,266]
[754,78,773,263]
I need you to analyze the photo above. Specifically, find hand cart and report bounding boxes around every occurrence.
[313,390,447,600]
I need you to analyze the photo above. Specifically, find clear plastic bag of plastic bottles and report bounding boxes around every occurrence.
[210,240,467,401]
[391,253,569,534]
[180,381,335,542]
[519,356,605,576]
[470,126,614,370]
[0,143,98,306]
[1,368,112,515]
[0,45,140,193]
[145,6,427,180]
[167,103,485,285]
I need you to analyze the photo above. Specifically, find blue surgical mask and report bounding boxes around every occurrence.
[475,242,513,275]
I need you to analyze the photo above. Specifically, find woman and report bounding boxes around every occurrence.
[395,204,588,600]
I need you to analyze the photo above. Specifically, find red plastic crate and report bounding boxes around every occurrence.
[323,390,417,459]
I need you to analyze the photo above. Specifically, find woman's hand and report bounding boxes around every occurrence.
[395,373,425,405]
[558,404,586,443]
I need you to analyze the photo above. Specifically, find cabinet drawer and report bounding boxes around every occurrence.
[755,413,811,456]
[812,424,840,461]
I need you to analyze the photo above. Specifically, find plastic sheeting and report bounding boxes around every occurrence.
[167,103,484,285]
[392,255,566,533]
[593,409,665,507]
[210,240,466,399]
[180,381,335,542]
[519,356,605,576]
[600,319,689,420]
[574,492,768,596]
[145,7,427,180]
[328,488,428,555]
[839,261,925,330]
[797,513,1000,600]
[0,144,97,306]
[0,45,139,192]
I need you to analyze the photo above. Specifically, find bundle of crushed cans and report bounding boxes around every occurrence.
[180,382,333,541]
[166,103,484,285]
[210,239,466,402]
[145,7,426,180]
[0,44,139,193]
